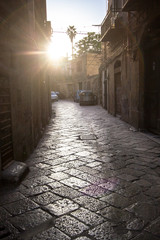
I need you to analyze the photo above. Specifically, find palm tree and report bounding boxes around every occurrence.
[67,25,77,59]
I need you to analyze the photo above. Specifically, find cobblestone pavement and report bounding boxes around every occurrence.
[1,100,160,240]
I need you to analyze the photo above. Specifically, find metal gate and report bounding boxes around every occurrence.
[0,77,13,169]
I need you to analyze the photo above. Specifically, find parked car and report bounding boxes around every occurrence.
[51,91,58,101]
[79,90,97,106]
[74,90,83,102]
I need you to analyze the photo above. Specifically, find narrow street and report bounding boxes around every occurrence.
[1,100,160,240]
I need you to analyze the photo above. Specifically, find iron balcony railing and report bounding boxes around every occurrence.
[101,11,114,39]
[101,10,125,42]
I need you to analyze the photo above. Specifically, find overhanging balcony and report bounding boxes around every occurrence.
[101,11,125,42]
[122,0,145,11]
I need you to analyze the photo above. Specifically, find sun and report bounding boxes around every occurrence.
[46,36,71,61]
[47,42,61,61]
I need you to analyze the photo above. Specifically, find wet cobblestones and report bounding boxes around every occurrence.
[0,100,160,239]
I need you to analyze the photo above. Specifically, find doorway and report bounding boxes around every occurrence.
[114,61,122,116]
[144,46,160,133]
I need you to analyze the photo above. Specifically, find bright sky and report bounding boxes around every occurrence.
[46,0,106,60]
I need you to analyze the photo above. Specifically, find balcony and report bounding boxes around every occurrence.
[101,11,125,42]
[122,0,145,11]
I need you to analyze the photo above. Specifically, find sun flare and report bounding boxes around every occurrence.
[47,43,61,61]
[46,37,71,61]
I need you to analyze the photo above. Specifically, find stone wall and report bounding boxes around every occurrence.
[0,1,51,171]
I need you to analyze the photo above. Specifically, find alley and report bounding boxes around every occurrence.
[0,100,160,240]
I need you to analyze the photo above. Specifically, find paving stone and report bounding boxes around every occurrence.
[77,172,103,184]
[64,168,84,176]
[51,185,82,198]
[131,232,160,240]
[75,151,92,157]
[43,198,79,216]
[117,174,139,182]
[118,168,145,178]
[74,195,107,212]
[86,161,101,168]
[109,160,127,170]
[1,101,160,239]
[0,222,20,240]
[60,177,89,189]
[80,184,110,198]
[49,172,70,181]
[142,174,160,184]
[0,192,25,206]
[19,185,50,197]
[126,202,160,224]
[55,215,89,237]
[126,218,145,230]
[117,184,142,198]
[22,176,53,188]
[31,191,62,205]
[4,198,39,216]
[0,207,11,220]
[99,180,121,192]
[144,185,160,198]
[74,237,91,240]
[26,167,51,179]
[127,163,149,171]
[131,192,153,204]
[88,221,128,240]
[62,160,85,168]
[10,209,52,231]
[100,193,131,209]
[98,206,133,223]
[133,179,152,188]
[71,207,104,226]
[145,216,160,236]
[78,166,100,175]
[47,181,64,189]
[32,227,71,240]
[52,166,69,172]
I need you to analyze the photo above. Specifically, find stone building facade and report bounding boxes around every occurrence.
[0,0,52,176]
[51,52,102,99]
[70,52,102,98]
[101,0,160,133]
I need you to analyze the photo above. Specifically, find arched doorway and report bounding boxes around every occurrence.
[114,60,122,116]
[143,17,160,134]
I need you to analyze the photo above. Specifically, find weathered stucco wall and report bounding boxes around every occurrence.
[0,1,51,169]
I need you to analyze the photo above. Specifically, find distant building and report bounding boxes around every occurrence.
[71,52,102,98]
[0,0,52,177]
[101,0,160,133]
[51,52,102,99]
